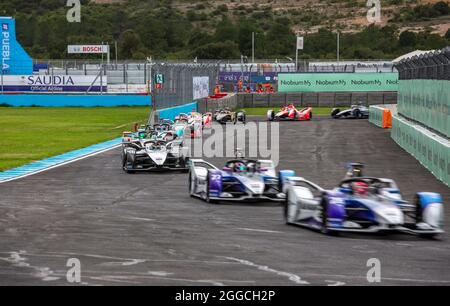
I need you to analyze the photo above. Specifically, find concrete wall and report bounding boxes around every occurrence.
[0,94,151,107]
[236,92,397,108]
[197,94,240,113]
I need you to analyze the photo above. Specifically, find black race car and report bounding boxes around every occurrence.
[331,104,369,119]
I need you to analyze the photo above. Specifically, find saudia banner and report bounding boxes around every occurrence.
[278,72,398,92]
[1,75,107,92]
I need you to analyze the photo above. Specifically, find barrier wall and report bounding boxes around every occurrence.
[369,106,385,128]
[398,79,450,137]
[235,92,397,108]
[0,94,151,107]
[391,115,450,186]
[157,102,198,121]
[197,94,239,113]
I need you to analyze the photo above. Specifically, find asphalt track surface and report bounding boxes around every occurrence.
[0,117,449,286]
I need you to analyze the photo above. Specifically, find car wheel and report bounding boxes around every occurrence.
[414,195,423,223]
[284,192,297,225]
[353,109,362,119]
[309,112,312,120]
[320,196,330,234]
[331,108,340,118]
[206,174,217,204]
[188,172,195,197]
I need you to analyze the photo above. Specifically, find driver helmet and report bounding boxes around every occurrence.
[234,162,246,172]
[353,181,369,195]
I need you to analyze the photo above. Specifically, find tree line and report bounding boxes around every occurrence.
[1,0,449,61]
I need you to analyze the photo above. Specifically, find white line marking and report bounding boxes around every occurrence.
[124,217,156,222]
[0,144,120,184]
[326,280,346,286]
[236,227,282,234]
[224,257,309,285]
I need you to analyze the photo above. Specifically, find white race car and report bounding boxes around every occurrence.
[281,170,444,238]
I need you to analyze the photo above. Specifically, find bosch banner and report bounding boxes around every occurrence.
[1,75,107,92]
[67,45,109,54]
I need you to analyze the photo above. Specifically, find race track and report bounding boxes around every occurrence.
[0,117,449,286]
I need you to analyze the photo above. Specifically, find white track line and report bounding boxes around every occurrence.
[0,144,121,184]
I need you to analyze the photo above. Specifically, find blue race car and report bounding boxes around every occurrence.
[282,165,444,238]
[188,158,287,203]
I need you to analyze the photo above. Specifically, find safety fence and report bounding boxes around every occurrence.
[391,115,450,186]
[395,47,450,137]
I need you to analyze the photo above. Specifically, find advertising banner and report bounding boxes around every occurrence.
[218,72,278,84]
[67,45,109,54]
[0,17,33,75]
[0,75,107,92]
[193,76,209,100]
[278,72,398,92]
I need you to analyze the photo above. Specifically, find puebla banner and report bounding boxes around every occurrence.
[278,72,398,92]
[0,75,107,92]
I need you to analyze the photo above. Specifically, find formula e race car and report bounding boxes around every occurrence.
[267,105,312,121]
[281,165,444,238]
[188,158,285,203]
[214,109,246,124]
[331,104,369,119]
[122,139,189,173]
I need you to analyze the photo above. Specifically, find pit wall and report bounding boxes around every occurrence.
[391,115,449,186]
[398,79,450,138]
[0,94,151,107]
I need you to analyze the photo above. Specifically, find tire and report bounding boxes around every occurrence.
[414,195,423,223]
[309,112,312,120]
[320,196,330,234]
[331,108,340,118]
[284,192,290,224]
[284,192,297,225]
[267,110,274,121]
[205,174,218,204]
[353,109,362,119]
[123,151,136,174]
[188,172,195,197]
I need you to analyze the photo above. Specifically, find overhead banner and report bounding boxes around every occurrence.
[67,45,109,54]
[0,75,107,92]
[278,72,398,92]
[193,76,209,100]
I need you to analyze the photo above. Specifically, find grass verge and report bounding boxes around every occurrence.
[0,107,150,171]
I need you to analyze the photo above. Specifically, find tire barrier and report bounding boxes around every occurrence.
[397,79,450,138]
[391,115,450,186]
